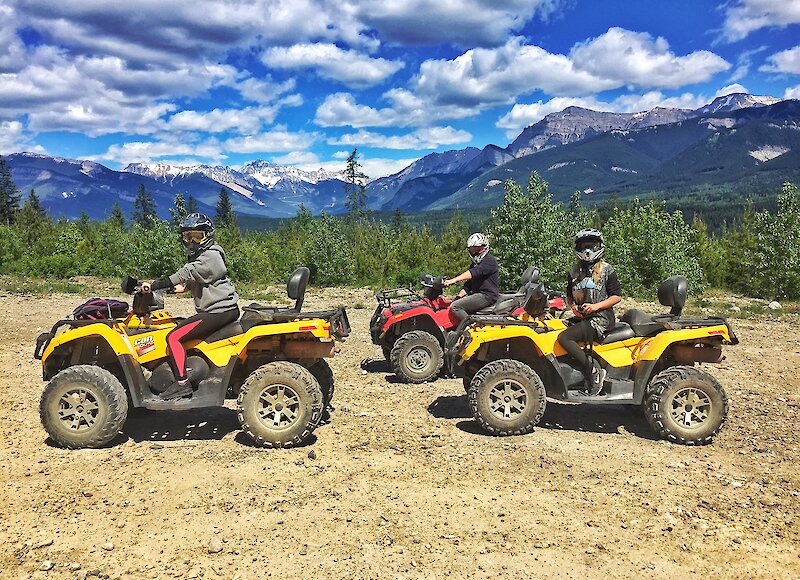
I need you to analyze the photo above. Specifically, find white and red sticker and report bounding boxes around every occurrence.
[134,336,156,356]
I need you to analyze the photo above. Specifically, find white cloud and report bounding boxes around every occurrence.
[359,157,420,180]
[271,151,322,166]
[352,0,564,46]
[315,93,399,127]
[262,43,404,88]
[715,84,750,97]
[785,85,800,99]
[90,139,225,165]
[570,28,730,89]
[0,121,47,155]
[164,107,282,134]
[760,46,800,74]
[223,129,318,154]
[329,126,472,150]
[722,0,800,42]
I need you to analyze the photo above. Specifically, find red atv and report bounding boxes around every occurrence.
[370,267,565,383]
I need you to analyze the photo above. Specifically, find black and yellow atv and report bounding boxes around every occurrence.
[448,276,738,445]
[35,267,349,449]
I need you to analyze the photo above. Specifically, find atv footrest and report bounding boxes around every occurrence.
[565,379,635,404]
[141,390,222,410]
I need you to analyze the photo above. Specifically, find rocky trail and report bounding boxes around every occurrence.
[0,289,798,579]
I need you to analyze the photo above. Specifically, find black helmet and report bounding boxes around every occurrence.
[574,228,604,263]
[179,213,215,256]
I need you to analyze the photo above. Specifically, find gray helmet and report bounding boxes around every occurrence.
[575,228,604,263]
[179,213,215,256]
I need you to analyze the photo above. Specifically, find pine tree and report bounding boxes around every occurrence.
[0,154,20,226]
[133,183,157,229]
[16,188,51,246]
[187,194,198,214]
[170,192,188,228]
[108,203,125,230]
[391,208,407,234]
[344,148,368,219]
[215,186,236,228]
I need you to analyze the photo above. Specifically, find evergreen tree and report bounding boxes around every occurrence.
[0,154,20,226]
[215,186,236,228]
[108,203,125,230]
[16,188,51,246]
[344,148,368,219]
[170,192,188,228]
[133,183,157,229]
[187,194,198,214]
[391,208,408,234]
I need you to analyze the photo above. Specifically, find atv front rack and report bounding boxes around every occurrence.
[375,287,420,309]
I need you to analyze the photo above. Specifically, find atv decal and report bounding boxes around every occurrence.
[134,336,156,356]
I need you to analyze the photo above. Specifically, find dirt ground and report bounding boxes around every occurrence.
[1,287,799,580]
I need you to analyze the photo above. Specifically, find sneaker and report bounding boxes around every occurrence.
[588,363,607,396]
[160,379,193,400]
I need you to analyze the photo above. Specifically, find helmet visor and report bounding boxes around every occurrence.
[181,230,208,244]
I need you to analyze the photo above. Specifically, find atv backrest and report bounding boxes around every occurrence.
[658,276,688,316]
[518,266,540,291]
[523,282,547,317]
[287,267,310,312]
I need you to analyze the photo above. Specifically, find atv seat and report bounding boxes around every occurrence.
[620,309,665,337]
[241,267,310,329]
[204,321,244,343]
[473,265,539,316]
[600,322,636,344]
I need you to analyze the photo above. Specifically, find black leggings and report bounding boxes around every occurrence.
[165,308,239,380]
[557,318,599,378]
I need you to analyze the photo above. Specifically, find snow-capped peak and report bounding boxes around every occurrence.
[697,93,781,115]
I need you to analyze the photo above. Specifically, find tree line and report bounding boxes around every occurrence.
[1,154,798,300]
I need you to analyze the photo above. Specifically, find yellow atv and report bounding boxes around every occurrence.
[35,267,349,450]
[448,276,738,445]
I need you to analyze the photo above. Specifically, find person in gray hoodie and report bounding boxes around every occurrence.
[142,213,240,400]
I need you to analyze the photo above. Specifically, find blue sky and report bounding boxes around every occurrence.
[1,0,799,178]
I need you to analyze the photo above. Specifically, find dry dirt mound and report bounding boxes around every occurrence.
[0,290,798,579]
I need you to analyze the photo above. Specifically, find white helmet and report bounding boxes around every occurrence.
[466,232,489,264]
[574,228,604,263]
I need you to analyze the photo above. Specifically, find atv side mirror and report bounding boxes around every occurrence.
[523,282,547,317]
[658,276,688,316]
[287,267,310,312]
[121,275,139,295]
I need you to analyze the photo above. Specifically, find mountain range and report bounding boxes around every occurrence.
[3,93,798,220]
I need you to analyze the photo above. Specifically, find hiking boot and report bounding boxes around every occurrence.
[588,363,607,396]
[160,379,193,400]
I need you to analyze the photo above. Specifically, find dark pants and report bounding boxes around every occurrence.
[165,308,239,380]
[557,318,599,378]
[450,293,493,322]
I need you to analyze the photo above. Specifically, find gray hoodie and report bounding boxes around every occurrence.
[168,244,239,313]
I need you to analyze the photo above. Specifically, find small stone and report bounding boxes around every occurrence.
[148,488,156,494]
[533,543,543,549]
[70,563,82,571]
[340,405,350,413]
[102,542,114,551]
[208,537,223,554]
[768,301,781,310]
[39,561,54,571]
[361,370,367,375]
[150,444,164,450]
[307,450,317,460]
[34,539,54,549]
[730,481,743,488]
[730,306,741,313]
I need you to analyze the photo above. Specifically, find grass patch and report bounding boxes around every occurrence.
[0,276,89,295]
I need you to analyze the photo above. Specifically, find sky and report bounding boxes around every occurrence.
[1,0,800,179]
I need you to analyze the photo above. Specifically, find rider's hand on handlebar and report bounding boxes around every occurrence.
[570,303,582,317]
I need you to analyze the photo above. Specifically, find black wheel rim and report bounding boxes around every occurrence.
[57,386,101,432]
[256,383,301,431]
